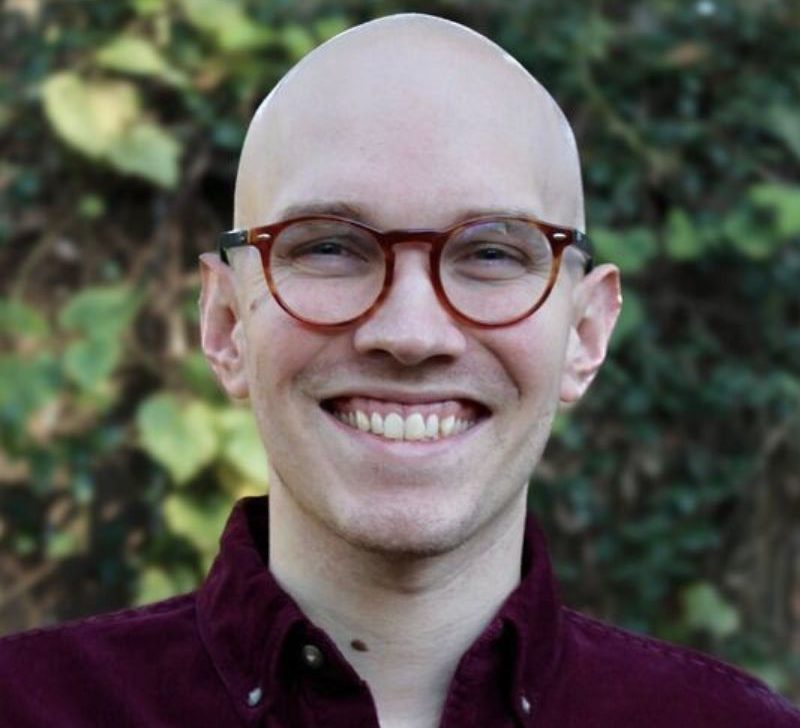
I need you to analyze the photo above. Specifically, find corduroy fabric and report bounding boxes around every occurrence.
[1,495,797,727]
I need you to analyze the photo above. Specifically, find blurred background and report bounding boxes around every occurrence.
[1,0,798,701]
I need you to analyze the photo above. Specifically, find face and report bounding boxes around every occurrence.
[210,23,618,556]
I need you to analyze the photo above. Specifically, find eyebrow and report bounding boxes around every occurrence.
[274,201,547,227]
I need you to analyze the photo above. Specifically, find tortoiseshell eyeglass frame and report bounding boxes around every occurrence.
[218,214,593,330]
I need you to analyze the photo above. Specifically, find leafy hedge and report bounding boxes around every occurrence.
[1,0,798,700]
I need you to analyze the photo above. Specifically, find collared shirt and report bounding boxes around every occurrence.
[0,495,797,727]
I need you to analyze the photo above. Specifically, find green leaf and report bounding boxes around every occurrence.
[665,208,701,261]
[592,227,658,273]
[163,490,232,567]
[134,565,198,606]
[0,299,49,339]
[136,394,219,485]
[217,407,268,484]
[59,284,141,338]
[681,582,740,639]
[765,105,800,161]
[610,289,645,350]
[96,35,186,86]
[107,121,181,188]
[63,335,122,390]
[41,72,140,159]
[281,24,317,61]
[749,183,800,238]
[46,530,79,559]
[0,353,61,426]
[180,0,273,51]
[722,210,777,259]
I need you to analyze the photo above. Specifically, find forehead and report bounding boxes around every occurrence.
[236,20,582,230]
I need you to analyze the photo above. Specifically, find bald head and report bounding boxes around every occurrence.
[234,13,584,236]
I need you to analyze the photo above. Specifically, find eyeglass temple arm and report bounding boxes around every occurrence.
[218,230,249,265]
[573,231,594,273]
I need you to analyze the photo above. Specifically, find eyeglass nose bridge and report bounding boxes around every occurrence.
[363,228,456,325]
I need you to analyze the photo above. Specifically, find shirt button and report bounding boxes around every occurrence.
[520,694,532,715]
[301,644,325,669]
[247,686,263,707]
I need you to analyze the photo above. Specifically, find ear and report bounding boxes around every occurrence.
[198,252,249,400]
[560,264,622,404]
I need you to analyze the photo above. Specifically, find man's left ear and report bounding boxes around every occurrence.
[560,264,622,404]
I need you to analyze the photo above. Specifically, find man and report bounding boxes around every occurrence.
[0,13,797,728]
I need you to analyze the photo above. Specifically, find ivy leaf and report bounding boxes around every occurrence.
[0,299,49,339]
[41,72,140,159]
[136,394,219,485]
[592,227,658,273]
[63,336,122,391]
[180,0,273,51]
[163,490,232,568]
[681,582,740,639]
[96,35,186,86]
[665,208,701,261]
[749,183,800,238]
[59,284,141,339]
[217,407,268,485]
[134,565,198,606]
[610,289,645,350]
[107,121,181,189]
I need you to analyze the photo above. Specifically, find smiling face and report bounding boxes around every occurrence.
[201,16,620,556]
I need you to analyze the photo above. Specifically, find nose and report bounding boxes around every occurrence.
[353,245,467,366]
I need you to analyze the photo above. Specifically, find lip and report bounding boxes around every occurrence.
[318,386,492,412]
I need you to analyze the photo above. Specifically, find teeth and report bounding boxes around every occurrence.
[440,415,455,437]
[425,414,439,438]
[383,413,404,439]
[355,410,370,432]
[404,413,426,441]
[334,408,475,442]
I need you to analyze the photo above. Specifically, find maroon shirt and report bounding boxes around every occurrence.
[1,495,797,727]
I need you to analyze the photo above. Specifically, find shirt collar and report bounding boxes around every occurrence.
[195,496,562,725]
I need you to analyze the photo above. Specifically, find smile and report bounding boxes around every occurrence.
[322,396,488,442]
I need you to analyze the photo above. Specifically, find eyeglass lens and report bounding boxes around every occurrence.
[267,218,555,325]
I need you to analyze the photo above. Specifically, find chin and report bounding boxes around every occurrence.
[327,493,483,558]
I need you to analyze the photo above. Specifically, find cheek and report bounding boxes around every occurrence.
[487,309,572,405]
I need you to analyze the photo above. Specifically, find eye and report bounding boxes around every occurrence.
[292,237,364,259]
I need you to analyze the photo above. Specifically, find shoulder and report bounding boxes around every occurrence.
[0,593,216,727]
[553,608,800,727]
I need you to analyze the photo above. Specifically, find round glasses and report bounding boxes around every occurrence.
[218,214,593,329]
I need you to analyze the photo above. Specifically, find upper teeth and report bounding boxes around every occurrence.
[334,410,474,441]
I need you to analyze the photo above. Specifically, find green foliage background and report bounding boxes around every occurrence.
[1,0,798,701]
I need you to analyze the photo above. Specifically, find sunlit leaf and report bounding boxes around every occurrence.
[96,35,186,86]
[41,72,140,159]
[59,284,141,338]
[134,565,198,606]
[681,582,740,639]
[0,299,49,339]
[180,0,273,51]
[163,490,232,568]
[281,24,317,61]
[107,121,181,188]
[217,407,268,485]
[749,183,800,238]
[136,394,218,485]
[63,336,122,390]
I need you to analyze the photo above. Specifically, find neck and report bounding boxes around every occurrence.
[269,484,527,728]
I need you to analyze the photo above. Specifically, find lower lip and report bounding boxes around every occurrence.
[322,408,488,458]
